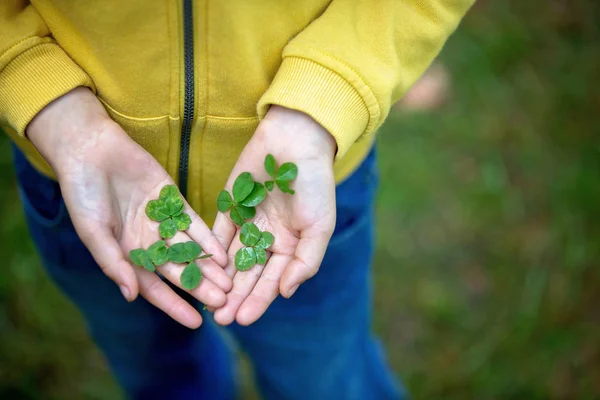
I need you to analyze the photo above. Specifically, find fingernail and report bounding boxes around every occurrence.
[288,284,299,298]
[119,285,131,301]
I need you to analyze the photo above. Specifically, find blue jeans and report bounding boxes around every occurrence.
[13,146,403,400]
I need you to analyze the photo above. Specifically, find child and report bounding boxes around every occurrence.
[1,1,473,398]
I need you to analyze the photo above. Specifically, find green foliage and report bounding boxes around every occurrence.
[229,207,245,226]
[233,172,255,203]
[218,173,265,225]
[264,154,277,177]
[237,205,256,220]
[158,218,177,239]
[235,224,274,271]
[240,183,266,207]
[255,248,267,265]
[220,156,295,270]
[160,185,184,216]
[180,262,202,290]
[159,184,179,200]
[146,184,192,236]
[128,185,208,292]
[240,223,261,246]
[129,248,155,272]
[147,240,168,266]
[256,231,274,249]
[263,154,298,195]
[276,180,294,195]
[235,247,256,271]
[276,162,298,182]
[167,241,202,263]
[172,213,192,230]
[145,200,170,222]
[217,190,234,212]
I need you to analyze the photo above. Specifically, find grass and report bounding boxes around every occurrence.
[1,1,599,398]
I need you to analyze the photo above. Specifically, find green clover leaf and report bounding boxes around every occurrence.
[180,262,202,290]
[164,196,184,216]
[255,247,267,265]
[217,190,234,212]
[276,162,298,182]
[237,204,256,220]
[167,241,202,263]
[129,248,155,272]
[235,247,257,271]
[233,172,255,203]
[264,154,277,178]
[275,180,295,195]
[147,240,168,266]
[173,212,192,231]
[256,231,274,249]
[229,207,245,226]
[146,199,170,222]
[158,218,177,239]
[265,180,275,192]
[240,222,261,247]
[160,185,184,216]
[159,184,179,201]
[239,182,266,207]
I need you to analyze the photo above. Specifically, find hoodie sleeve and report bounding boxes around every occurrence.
[258,0,474,160]
[0,1,94,136]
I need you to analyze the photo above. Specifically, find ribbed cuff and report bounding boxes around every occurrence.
[0,43,95,136]
[257,57,370,161]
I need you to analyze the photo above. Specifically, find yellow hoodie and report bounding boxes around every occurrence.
[0,0,473,223]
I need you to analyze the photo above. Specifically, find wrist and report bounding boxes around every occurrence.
[26,87,114,176]
[260,105,337,162]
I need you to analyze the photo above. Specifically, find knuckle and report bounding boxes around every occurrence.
[142,278,163,297]
[298,258,319,278]
[261,272,281,285]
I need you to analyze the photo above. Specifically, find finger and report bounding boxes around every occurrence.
[79,225,139,302]
[280,228,333,298]
[213,235,261,325]
[211,212,237,255]
[221,226,243,279]
[184,205,229,268]
[166,230,232,292]
[236,253,291,326]
[136,268,203,329]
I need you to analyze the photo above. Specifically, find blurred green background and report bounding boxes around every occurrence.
[1,1,599,399]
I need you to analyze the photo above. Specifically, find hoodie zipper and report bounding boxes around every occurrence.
[178,0,195,198]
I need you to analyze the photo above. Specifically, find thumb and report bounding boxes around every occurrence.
[280,225,334,298]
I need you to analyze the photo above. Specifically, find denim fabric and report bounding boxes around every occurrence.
[13,146,404,400]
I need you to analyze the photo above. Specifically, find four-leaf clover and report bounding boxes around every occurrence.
[130,186,211,291]
[235,223,275,271]
[146,185,192,239]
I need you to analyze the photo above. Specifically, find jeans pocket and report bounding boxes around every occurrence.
[18,185,67,230]
[13,145,65,226]
[330,146,378,245]
[13,146,69,266]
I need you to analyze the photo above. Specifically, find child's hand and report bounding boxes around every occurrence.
[212,106,337,326]
[27,88,232,329]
